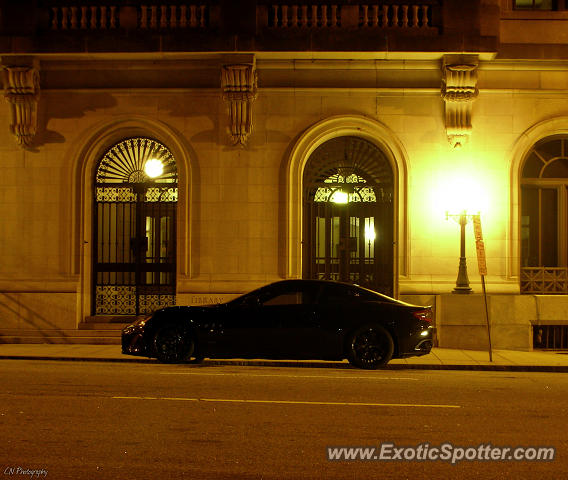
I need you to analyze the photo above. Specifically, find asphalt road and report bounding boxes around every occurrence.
[1,360,567,480]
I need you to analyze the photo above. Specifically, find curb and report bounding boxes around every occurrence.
[2,355,568,372]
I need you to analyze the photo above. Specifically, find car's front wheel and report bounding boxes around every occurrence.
[153,324,195,363]
[347,324,394,369]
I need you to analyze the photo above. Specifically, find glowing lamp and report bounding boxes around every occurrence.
[144,159,164,178]
[331,190,348,204]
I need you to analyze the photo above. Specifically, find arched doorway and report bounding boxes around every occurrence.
[93,137,178,315]
[303,136,394,295]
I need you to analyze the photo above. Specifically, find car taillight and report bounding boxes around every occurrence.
[412,308,432,323]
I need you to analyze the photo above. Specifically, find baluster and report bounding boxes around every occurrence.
[61,7,69,29]
[300,5,308,27]
[371,5,379,27]
[80,6,87,29]
[170,6,177,28]
[381,5,388,27]
[282,5,288,27]
[160,5,168,28]
[421,5,429,27]
[101,6,108,29]
[150,6,158,29]
[140,6,148,29]
[190,5,197,27]
[70,7,78,29]
[402,5,408,27]
[412,5,419,27]
[179,5,187,27]
[50,7,58,30]
[110,6,117,29]
[392,5,399,27]
[90,6,98,29]
[311,5,318,27]
[272,5,279,27]
[200,5,206,27]
[361,5,368,27]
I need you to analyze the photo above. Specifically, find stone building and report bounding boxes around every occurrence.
[1,0,568,350]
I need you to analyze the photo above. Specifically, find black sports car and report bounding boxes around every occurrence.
[122,279,434,369]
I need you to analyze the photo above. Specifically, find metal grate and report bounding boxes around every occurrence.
[533,325,568,350]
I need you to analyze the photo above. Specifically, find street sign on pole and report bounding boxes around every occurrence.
[473,215,487,276]
[473,215,492,362]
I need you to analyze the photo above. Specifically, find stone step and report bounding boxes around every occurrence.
[84,316,145,324]
[78,323,129,331]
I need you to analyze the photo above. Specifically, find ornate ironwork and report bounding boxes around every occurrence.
[94,138,178,315]
[96,137,177,185]
[521,267,568,294]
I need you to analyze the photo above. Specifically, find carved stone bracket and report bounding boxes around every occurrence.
[442,58,478,149]
[2,62,40,148]
[221,62,257,146]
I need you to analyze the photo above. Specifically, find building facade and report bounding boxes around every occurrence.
[1,0,568,350]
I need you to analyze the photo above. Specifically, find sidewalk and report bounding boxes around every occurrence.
[1,344,568,371]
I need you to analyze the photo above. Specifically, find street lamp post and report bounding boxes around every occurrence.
[448,210,472,294]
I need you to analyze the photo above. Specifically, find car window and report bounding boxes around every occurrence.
[263,291,303,305]
[320,284,380,304]
[261,285,319,306]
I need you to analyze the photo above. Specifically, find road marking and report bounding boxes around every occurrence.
[112,396,460,409]
[158,372,419,381]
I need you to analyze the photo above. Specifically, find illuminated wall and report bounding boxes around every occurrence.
[1,56,568,331]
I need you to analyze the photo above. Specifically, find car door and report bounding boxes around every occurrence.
[259,283,328,359]
[220,283,322,358]
[313,283,377,357]
[210,287,284,358]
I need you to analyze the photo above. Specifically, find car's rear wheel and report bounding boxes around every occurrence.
[347,324,394,369]
[153,324,195,363]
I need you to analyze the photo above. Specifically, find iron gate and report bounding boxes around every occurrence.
[303,136,394,295]
[93,138,178,315]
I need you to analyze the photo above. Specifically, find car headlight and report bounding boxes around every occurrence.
[123,316,150,334]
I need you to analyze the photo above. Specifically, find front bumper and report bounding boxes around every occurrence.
[121,323,149,357]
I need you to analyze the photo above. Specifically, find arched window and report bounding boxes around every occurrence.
[521,136,568,293]
[94,137,178,315]
[303,136,394,295]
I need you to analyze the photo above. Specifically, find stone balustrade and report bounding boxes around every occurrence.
[267,3,437,29]
[49,5,119,30]
[47,2,437,32]
[48,3,209,30]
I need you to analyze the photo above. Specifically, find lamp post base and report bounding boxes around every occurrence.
[453,286,473,294]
